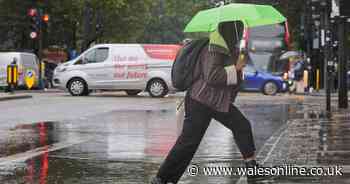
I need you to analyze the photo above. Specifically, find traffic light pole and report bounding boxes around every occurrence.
[38,8,43,89]
[82,0,93,52]
[321,1,332,112]
[338,16,348,109]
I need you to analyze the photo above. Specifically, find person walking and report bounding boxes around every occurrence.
[152,21,260,184]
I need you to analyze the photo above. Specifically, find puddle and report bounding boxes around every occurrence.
[1,103,336,183]
[0,122,59,158]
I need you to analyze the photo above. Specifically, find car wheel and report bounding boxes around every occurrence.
[126,90,142,96]
[263,81,278,96]
[68,78,88,96]
[147,79,168,98]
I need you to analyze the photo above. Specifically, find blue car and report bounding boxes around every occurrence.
[242,64,287,95]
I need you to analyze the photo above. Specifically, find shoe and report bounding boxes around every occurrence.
[150,177,175,184]
[245,160,272,181]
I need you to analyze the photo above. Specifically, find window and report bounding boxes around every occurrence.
[244,65,257,74]
[84,48,109,63]
[249,23,286,38]
[249,23,287,52]
[249,39,284,51]
[249,52,289,75]
[248,52,272,72]
[21,54,36,67]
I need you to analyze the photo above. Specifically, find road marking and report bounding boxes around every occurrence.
[235,127,287,184]
[0,139,89,165]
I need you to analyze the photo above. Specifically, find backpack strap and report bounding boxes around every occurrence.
[191,39,209,85]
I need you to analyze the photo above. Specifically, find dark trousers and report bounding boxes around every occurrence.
[156,95,256,183]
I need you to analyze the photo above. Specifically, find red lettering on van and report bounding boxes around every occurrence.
[142,44,181,61]
[113,55,127,62]
[114,72,125,79]
[127,71,147,79]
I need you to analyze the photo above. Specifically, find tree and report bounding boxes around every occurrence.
[0,0,310,51]
[142,0,210,44]
[0,0,154,51]
[0,0,33,50]
[85,0,153,43]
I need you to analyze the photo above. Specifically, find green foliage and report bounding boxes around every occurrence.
[0,0,312,49]
[143,0,210,44]
[0,0,153,50]
[0,0,32,50]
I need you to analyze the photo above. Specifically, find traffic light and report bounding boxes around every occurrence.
[28,8,39,39]
[42,14,49,23]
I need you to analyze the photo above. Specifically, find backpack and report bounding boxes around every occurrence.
[171,38,209,91]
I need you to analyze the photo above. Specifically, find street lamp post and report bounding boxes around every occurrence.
[337,17,348,108]
[320,0,332,112]
[337,0,349,109]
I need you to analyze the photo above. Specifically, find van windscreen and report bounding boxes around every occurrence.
[249,23,285,38]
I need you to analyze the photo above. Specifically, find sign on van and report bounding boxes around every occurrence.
[0,68,6,86]
[142,45,180,60]
[114,64,147,80]
[25,70,36,89]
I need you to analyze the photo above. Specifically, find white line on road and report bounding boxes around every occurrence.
[235,128,287,184]
[0,139,89,165]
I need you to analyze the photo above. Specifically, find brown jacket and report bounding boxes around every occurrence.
[190,44,243,113]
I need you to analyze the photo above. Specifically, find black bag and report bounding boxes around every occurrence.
[171,38,209,91]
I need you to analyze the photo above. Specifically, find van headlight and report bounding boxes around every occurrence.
[56,67,67,73]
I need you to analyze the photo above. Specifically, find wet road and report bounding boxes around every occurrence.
[0,93,311,183]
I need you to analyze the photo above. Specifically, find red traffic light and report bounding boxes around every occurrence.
[28,8,37,17]
[42,14,49,22]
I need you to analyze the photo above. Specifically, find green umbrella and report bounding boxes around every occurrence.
[184,3,286,33]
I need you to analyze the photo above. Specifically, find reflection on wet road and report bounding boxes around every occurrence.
[0,99,320,184]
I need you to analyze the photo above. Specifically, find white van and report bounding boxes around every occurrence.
[53,44,181,97]
[0,52,40,87]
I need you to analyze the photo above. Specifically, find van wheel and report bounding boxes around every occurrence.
[147,79,168,98]
[262,81,278,96]
[126,90,142,96]
[68,78,88,96]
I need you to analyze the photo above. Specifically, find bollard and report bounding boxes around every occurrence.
[38,61,46,89]
[316,69,320,92]
[6,63,18,93]
[303,70,308,92]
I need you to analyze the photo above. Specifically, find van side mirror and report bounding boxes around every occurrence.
[82,57,88,64]
[75,57,87,65]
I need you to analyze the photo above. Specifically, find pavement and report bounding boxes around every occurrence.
[236,105,350,184]
[0,92,349,183]
[0,93,32,101]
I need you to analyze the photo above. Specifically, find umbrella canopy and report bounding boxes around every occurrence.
[184,3,286,33]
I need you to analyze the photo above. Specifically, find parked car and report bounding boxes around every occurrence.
[0,52,39,88]
[242,64,288,95]
[53,44,181,97]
